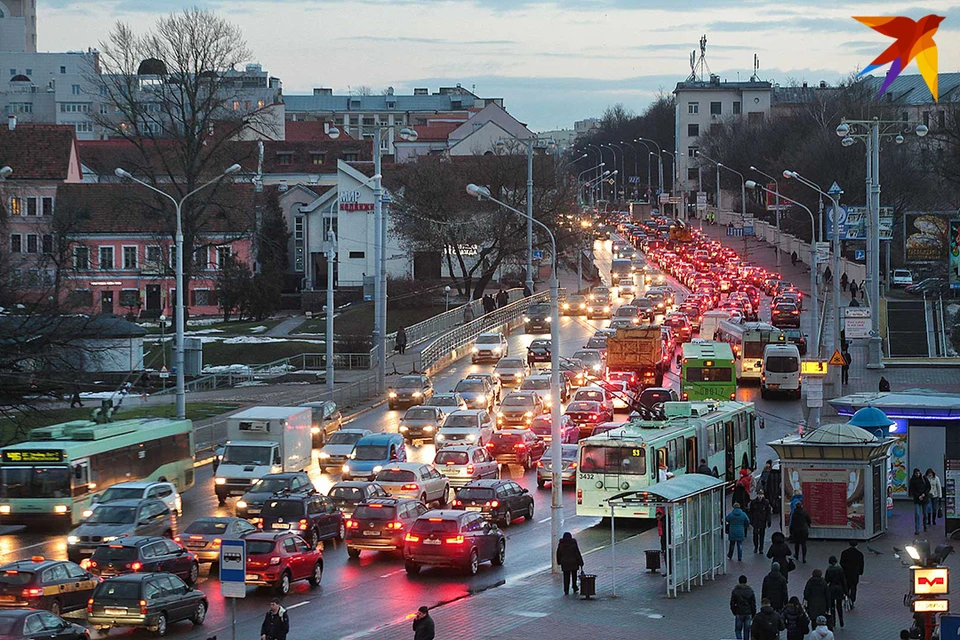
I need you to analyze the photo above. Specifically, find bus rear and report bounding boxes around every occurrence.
[576,438,654,518]
[681,342,736,401]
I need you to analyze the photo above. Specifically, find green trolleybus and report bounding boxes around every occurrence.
[0,418,195,526]
[576,401,755,519]
[680,341,736,401]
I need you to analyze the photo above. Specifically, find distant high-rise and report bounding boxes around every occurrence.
[0,0,37,53]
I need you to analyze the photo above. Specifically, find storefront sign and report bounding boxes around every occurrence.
[844,308,871,339]
[905,213,949,263]
[339,190,374,211]
[783,466,865,529]
[945,459,960,518]
[913,568,949,595]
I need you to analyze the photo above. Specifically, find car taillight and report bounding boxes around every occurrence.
[402,484,419,491]
[88,561,98,569]
[126,562,142,571]
[466,464,474,474]
[22,587,43,598]
[257,521,263,529]
[299,518,309,531]
[173,535,181,543]
[537,460,543,467]
[268,557,281,565]
[515,443,526,450]
[485,443,495,449]
[212,538,222,549]
[445,535,465,545]
[577,489,583,504]
[485,500,500,508]
[405,534,420,542]
[589,414,597,421]
[87,599,94,613]
[452,499,462,506]
[346,519,359,529]
[386,521,404,530]
[570,462,578,469]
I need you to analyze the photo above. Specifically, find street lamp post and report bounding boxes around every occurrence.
[607,143,626,202]
[637,138,664,195]
[751,166,782,270]
[577,163,604,205]
[115,164,241,419]
[326,230,336,393]
[467,182,563,573]
[694,151,722,220]
[620,142,642,201]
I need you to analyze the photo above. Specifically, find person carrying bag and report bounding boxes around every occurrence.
[556,532,584,595]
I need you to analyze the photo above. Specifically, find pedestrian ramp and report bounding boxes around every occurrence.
[886,300,930,357]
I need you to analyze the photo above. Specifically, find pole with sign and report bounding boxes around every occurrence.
[220,539,245,640]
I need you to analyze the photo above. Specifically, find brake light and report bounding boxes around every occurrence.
[485,500,500,508]
[570,462,578,469]
[515,443,526,450]
[445,535,465,544]
[212,538,222,549]
[88,561,97,569]
[452,499,462,506]
[537,460,543,467]
[485,443,495,449]
[269,557,281,565]
[402,484,419,491]
[299,518,309,531]
[173,536,181,543]
[589,414,597,421]
[346,519,359,529]
[256,521,263,529]
[127,562,142,571]
[87,599,94,614]
[405,534,420,542]
[445,461,455,465]
[577,489,583,504]
[22,587,43,598]
[466,464,474,474]
[386,521,404,530]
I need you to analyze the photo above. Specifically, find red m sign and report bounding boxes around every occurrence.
[918,576,945,587]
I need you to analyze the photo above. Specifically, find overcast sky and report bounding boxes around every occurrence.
[39,0,959,131]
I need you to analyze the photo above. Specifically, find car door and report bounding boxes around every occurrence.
[467,514,494,560]
[478,412,493,443]
[61,562,91,612]
[22,613,48,640]
[417,466,435,501]
[282,537,305,579]
[158,574,192,621]
[154,485,176,514]
[139,541,162,573]
[37,612,73,640]
[161,538,190,578]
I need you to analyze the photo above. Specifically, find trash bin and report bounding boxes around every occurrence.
[645,549,662,573]
[579,573,596,599]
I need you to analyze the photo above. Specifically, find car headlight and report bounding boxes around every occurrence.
[524,411,533,417]
[604,306,610,312]
[67,535,80,545]
[342,464,351,473]
[54,505,68,514]
[497,411,504,417]
[318,452,330,459]
[0,505,9,515]
[388,392,397,398]
[373,465,383,474]
[311,426,321,434]
[81,510,93,519]
[472,347,479,353]
[493,347,501,354]
[466,434,476,442]
[546,317,551,322]
[237,500,248,509]
[102,536,118,543]
[215,477,226,485]
[424,426,435,432]
[436,433,445,440]
[563,303,570,309]
[579,303,586,309]
[399,425,408,431]
[593,364,601,371]
[477,395,486,403]
[523,316,529,322]
[412,391,422,398]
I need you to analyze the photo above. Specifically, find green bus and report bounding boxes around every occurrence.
[680,341,736,401]
[0,418,195,526]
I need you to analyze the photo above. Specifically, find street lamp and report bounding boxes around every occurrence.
[750,166,782,270]
[636,138,664,194]
[444,286,451,312]
[0,166,12,179]
[466,182,563,573]
[577,163,604,205]
[115,163,241,419]
[605,143,625,203]
[695,150,722,218]
[620,142,642,201]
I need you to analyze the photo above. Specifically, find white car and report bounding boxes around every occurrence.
[891,269,914,287]
[434,445,500,488]
[422,393,469,420]
[373,462,449,506]
[604,380,634,410]
[472,333,509,363]
[572,386,616,415]
[83,480,182,519]
[436,410,496,447]
[318,429,372,473]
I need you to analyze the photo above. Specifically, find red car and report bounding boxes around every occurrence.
[529,414,579,443]
[243,531,323,595]
[486,429,546,469]
[563,400,614,438]
[664,314,692,343]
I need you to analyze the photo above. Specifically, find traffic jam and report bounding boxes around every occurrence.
[0,214,806,639]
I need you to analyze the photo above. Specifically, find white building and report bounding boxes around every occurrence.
[394,103,534,162]
[0,0,36,53]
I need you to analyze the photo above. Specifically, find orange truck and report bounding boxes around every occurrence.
[605,326,664,388]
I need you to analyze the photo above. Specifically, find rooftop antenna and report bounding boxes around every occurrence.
[750,54,760,82]
[686,34,712,82]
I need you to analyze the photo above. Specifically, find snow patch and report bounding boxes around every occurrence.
[249,325,268,333]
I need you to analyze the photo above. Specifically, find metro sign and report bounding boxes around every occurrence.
[913,568,949,595]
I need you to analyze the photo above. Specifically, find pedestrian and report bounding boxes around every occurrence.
[496,289,508,308]
[697,458,713,476]
[849,297,860,308]
[791,251,798,267]
[396,326,408,355]
[926,468,943,527]
[849,280,858,299]
[463,303,475,324]
[752,598,785,640]
[726,503,751,562]
[859,284,865,300]
[656,506,667,558]
[70,385,84,408]
[802,569,831,631]
[840,272,848,292]
[767,532,795,584]
[810,616,835,640]
[556,531,584,595]
[789,501,811,563]
[749,491,773,553]
[762,562,789,613]
[841,347,851,385]
[781,597,810,640]
[759,460,775,501]
[482,294,494,314]
[730,574,757,640]
[523,284,532,297]
[260,598,289,640]
[412,606,435,640]
[824,556,847,629]
[823,266,832,284]
[733,468,752,508]
[879,376,891,392]
[839,541,864,608]
[908,467,931,534]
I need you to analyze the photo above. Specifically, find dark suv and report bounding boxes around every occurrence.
[451,479,535,526]
[403,510,506,576]
[87,573,207,636]
[236,472,315,520]
[345,498,429,558]
[257,491,345,547]
[66,499,175,564]
[524,304,552,334]
[88,536,199,585]
[486,429,546,469]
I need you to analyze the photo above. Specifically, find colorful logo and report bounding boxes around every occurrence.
[854,14,945,102]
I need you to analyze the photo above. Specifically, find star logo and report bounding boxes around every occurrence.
[854,14,945,102]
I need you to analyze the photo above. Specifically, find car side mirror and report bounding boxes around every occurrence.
[521,488,529,494]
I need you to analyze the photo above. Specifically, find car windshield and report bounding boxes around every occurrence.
[496,360,524,370]
[521,379,550,390]
[394,378,423,389]
[221,445,274,466]
[326,432,364,446]
[774,305,796,313]
[501,395,533,407]
[262,500,303,517]
[574,352,600,364]
[86,505,137,525]
[528,305,551,316]
[404,408,437,420]
[562,448,579,461]
[353,445,388,461]
[0,465,71,499]
[615,307,637,317]
[99,487,145,502]
[530,340,550,349]
[492,433,523,445]
[93,581,141,600]
[575,390,604,402]
[375,469,416,483]
[352,505,397,520]
[251,478,296,494]
[184,519,229,534]
[435,451,469,465]
[0,571,33,585]
[766,356,799,373]
[329,486,364,501]
[245,540,277,555]
[430,396,460,407]
[476,336,501,345]
[529,422,551,436]
[455,381,484,392]
[444,415,477,428]
[91,546,139,562]
[456,487,495,500]
[410,519,458,534]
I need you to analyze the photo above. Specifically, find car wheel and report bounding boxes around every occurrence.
[336,521,346,541]
[308,561,323,587]
[405,562,420,576]
[525,502,534,521]
[191,601,206,625]
[492,540,506,566]
[760,387,768,400]
[155,613,168,637]
[276,572,291,595]
[50,599,61,616]
[437,487,449,507]
[465,549,479,576]
[310,528,320,548]
[347,547,361,559]
[420,494,428,505]
[187,562,199,585]
[501,509,512,527]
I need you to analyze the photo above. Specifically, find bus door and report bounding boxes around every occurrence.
[746,413,757,471]
[724,422,735,481]
[602,448,622,491]
[656,448,667,482]
[71,459,91,499]
[686,437,697,474]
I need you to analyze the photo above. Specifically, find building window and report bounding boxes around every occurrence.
[294,216,305,272]
[733,101,741,115]
[276,152,293,165]
[232,101,240,111]
[41,234,52,254]
[145,245,162,265]
[60,103,90,113]
[9,234,21,253]
[688,146,699,157]
[687,124,699,137]
[71,84,81,95]
[938,111,946,128]
[122,246,138,269]
[362,117,375,126]
[99,104,108,115]
[25,68,31,76]
[310,153,326,165]
[59,66,66,74]
[687,167,699,181]
[67,289,93,307]
[348,251,365,259]
[193,247,207,270]
[343,153,358,162]
[216,246,232,268]
[687,102,699,115]
[5,102,32,114]
[923,111,930,127]
[8,197,22,216]
[26,234,38,253]
[710,102,722,116]
[710,123,721,135]
[26,197,38,216]
[119,289,140,308]
[74,245,89,269]
[41,197,53,216]
[99,246,114,270]
[8,69,15,76]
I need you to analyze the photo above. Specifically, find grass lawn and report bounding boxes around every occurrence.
[144,340,326,369]
[296,304,447,336]
[0,402,241,445]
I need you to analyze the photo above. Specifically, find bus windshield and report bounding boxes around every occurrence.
[220,445,274,466]
[580,445,647,475]
[0,466,71,499]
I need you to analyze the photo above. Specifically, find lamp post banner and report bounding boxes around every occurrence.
[950,219,960,285]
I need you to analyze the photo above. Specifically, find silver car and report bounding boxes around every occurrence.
[318,429,372,473]
[176,516,257,563]
[421,393,468,420]
[434,445,499,488]
[536,444,579,488]
[66,499,174,564]
[398,406,445,442]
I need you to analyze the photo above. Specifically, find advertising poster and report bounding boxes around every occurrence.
[944,459,960,518]
[782,466,865,529]
[889,436,908,497]
[950,220,960,286]
[905,213,949,263]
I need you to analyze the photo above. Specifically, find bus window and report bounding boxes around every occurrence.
[666,440,676,469]
[674,437,684,470]
[725,421,734,448]
[72,460,90,498]
[614,448,646,475]
[707,426,716,455]
[580,447,605,473]
[657,448,666,471]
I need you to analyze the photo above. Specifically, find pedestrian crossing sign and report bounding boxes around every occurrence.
[828,350,846,366]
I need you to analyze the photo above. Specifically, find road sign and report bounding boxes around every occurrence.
[855,249,865,261]
[844,308,871,339]
[220,539,246,598]
[744,227,755,236]
[914,567,950,595]
[659,193,670,204]
[159,366,169,379]
[697,192,707,205]
[806,377,823,408]
[828,349,847,367]
[801,361,829,376]
[815,242,830,265]
[828,181,843,195]
[628,176,640,184]
[914,599,949,612]
[532,249,544,261]
[608,178,615,185]
[727,227,744,237]
[939,615,960,638]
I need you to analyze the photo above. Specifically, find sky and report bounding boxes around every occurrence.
[37,0,960,131]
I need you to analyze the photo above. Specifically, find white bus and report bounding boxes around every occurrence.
[576,401,756,519]
[715,321,786,382]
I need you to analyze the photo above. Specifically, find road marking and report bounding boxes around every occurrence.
[379,569,404,578]
[538,517,551,523]
[285,601,310,610]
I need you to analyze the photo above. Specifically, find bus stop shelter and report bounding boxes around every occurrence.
[608,474,727,598]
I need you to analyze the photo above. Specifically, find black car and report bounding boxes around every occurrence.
[327,482,391,518]
[236,471,315,519]
[451,479,535,526]
[486,429,546,468]
[345,498,429,558]
[0,559,98,615]
[87,573,207,636]
[524,303,552,334]
[258,491,345,547]
[783,328,807,356]
[526,339,552,364]
[88,537,199,585]
[403,510,505,576]
[0,609,89,640]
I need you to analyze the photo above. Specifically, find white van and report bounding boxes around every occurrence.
[761,343,802,399]
[700,310,733,341]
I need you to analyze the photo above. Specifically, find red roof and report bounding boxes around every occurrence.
[407,121,461,142]
[0,125,77,180]
[284,120,354,142]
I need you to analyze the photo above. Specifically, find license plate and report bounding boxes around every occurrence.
[466,506,482,512]
[0,596,15,602]
[105,608,127,615]
[271,523,289,530]
[363,530,380,536]
[245,574,258,581]
[80,548,94,554]
[767,384,780,389]
[248,508,261,515]
[413,439,424,446]
[423,539,441,545]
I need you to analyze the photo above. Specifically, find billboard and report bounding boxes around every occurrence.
[950,219,960,285]
[905,213,950,263]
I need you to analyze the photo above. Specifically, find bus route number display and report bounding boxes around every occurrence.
[1,450,65,463]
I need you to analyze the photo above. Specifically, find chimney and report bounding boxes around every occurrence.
[819,80,827,89]
[414,88,428,96]
[313,88,333,96]
[278,180,288,192]
[7,115,16,131]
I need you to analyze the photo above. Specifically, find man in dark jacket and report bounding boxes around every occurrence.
[909,467,931,535]
[762,562,788,612]
[496,289,509,308]
[789,502,811,563]
[260,599,289,640]
[767,532,794,584]
[752,598,785,640]
[825,556,847,629]
[556,531,584,594]
[781,596,810,640]
[697,458,713,476]
[803,569,831,629]
[749,491,773,553]
[839,540,864,607]
[412,606,435,640]
[730,575,757,640]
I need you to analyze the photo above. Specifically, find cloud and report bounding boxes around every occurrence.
[338,36,517,46]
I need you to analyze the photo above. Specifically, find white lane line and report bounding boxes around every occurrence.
[379,569,405,578]
[285,601,310,610]
[538,517,551,524]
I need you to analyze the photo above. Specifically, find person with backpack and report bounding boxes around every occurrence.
[730,574,757,640]
[749,490,773,554]
[803,569,831,632]
[840,541,864,607]
[781,597,810,640]
[726,503,751,562]
[767,532,795,584]
[825,556,847,629]
[789,501,811,563]
[752,598,785,640]
[761,562,788,612]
